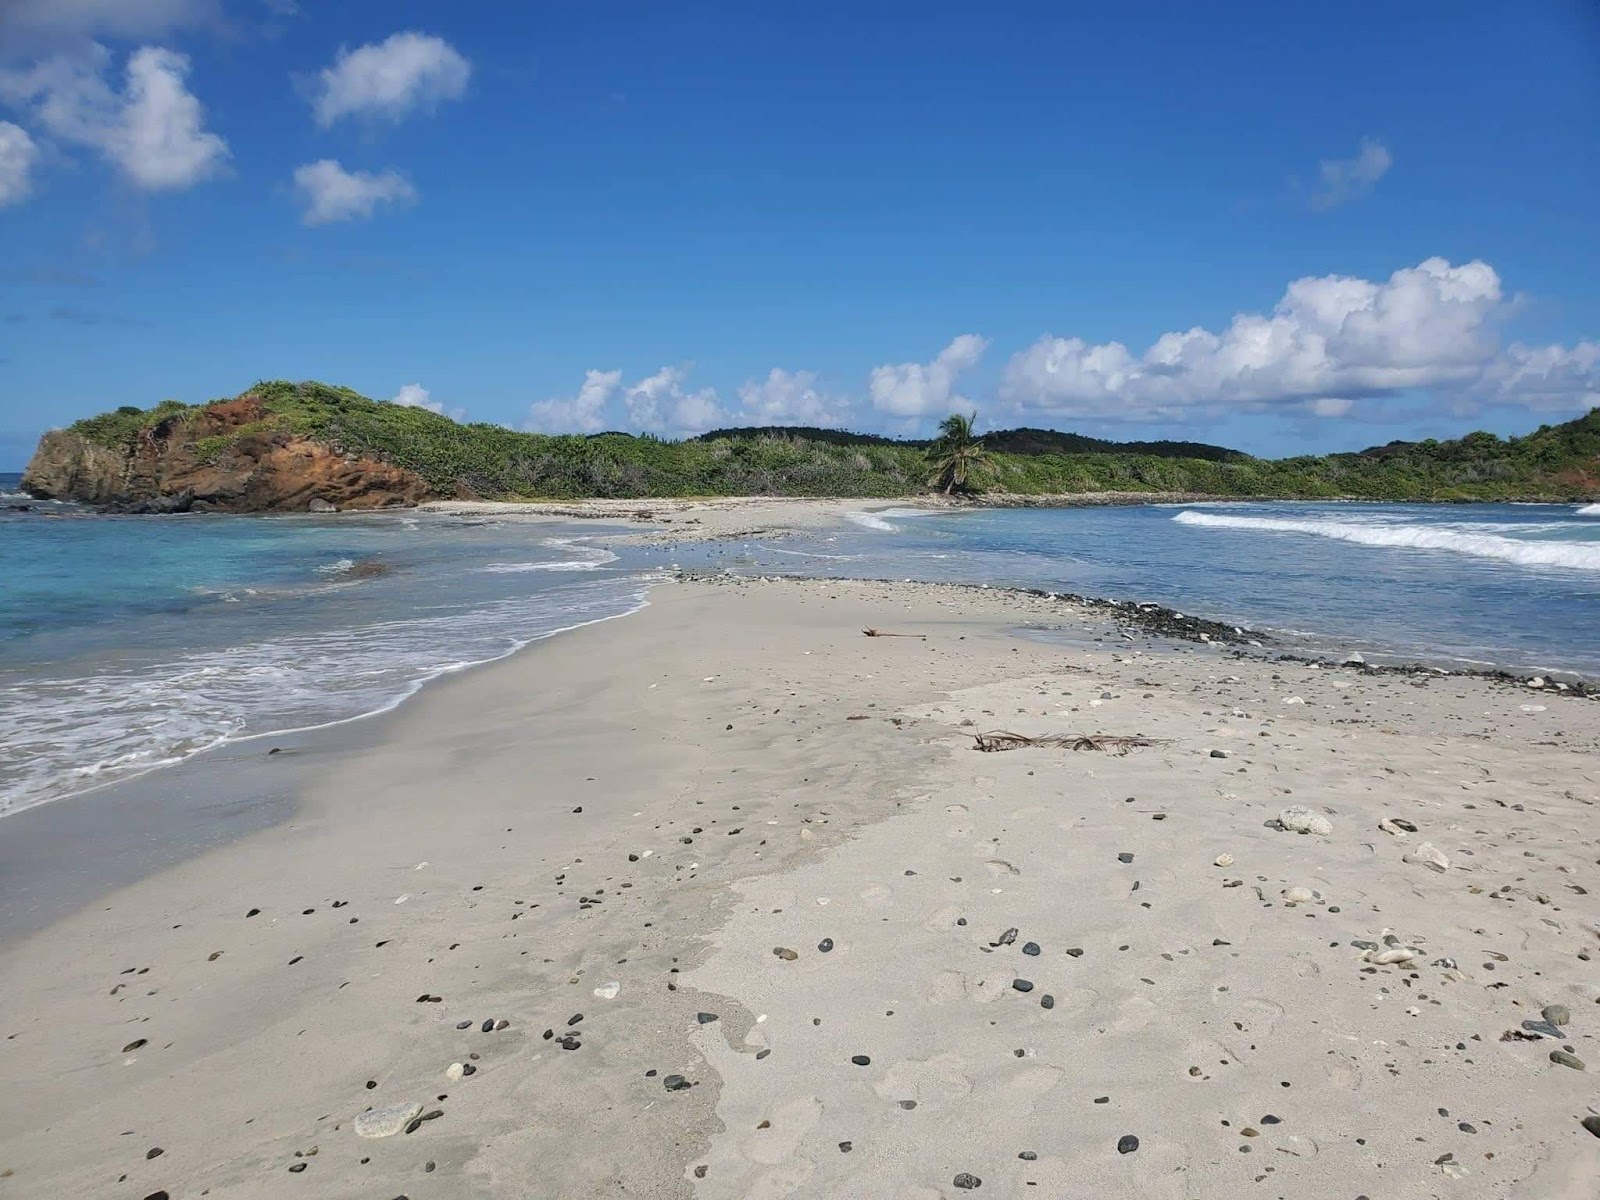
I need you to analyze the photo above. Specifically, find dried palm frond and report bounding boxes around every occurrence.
[972,731,1170,754]
[862,628,926,638]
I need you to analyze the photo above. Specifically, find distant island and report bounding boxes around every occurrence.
[19,379,1600,512]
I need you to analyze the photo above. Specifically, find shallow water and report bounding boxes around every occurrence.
[5,479,1598,816]
[693,500,1600,676]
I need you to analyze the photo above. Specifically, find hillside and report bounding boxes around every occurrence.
[20,379,1600,511]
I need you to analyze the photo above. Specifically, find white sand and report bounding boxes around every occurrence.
[2,576,1598,1199]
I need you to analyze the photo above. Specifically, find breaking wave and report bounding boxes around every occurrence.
[1174,510,1600,572]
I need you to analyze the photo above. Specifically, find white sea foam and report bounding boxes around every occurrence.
[1577,503,1600,516]
[0,576,652,817]
[1174,510,1600,571]
[843,507,937,531]
[478,537,619,573]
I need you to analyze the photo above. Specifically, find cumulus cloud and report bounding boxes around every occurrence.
[293,159,415,224]
[998,257,1600,421]
[0,44,227,190]
[525,369,623,434]
[310,31,470,127]
[1309,137,1392,211]
[624,365,727,434]
[390,382,462,421]
[0,0,218,46]
[868,334,988,418]
[736,368,849,426]
[0,121,38,204]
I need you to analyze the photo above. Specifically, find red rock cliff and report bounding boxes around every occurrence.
[21,395,431,513]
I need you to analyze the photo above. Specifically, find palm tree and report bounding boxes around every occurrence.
[926,411,991,494]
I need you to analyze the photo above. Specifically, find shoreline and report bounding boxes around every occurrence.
[3,574,1599,1198]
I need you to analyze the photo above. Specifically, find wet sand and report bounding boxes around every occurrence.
[2,576,1599,1198]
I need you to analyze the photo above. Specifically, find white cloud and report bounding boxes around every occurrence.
[293,158,415,224]
[868,334,988,417]
[0,0,217,45]
[999,257,1600,420]
[0,122,38,205]
[736,369,849,426]
[310,31,470,127]
[525,369,623,434]
[1310,137,1392,211]
[390,382,462,421]
[0,44,227,191]
[623,366,729,434]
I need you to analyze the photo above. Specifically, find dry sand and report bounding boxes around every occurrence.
[418,496,908,544]
[2,575,1600,1199]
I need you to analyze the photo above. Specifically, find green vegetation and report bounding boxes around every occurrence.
[66,380,1600,502]
[926,412,993,494]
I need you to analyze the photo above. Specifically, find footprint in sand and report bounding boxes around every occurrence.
[1110,995,1159,1033]
[925,970,968,1005]
[858,884,892,903]
[983,859,1019,876]
[873,1053,973,1108]
[1219,996,1285,1037]
[971,971,1015,1003]
[742,1096,823,1166]
[740,1157,816,1200]
[945,803,969,814]
[1322,1051,1362,1090]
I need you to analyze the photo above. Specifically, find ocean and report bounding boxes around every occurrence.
[4,472,1599,816]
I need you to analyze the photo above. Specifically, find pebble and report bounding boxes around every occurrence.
[480,1019,494,1033]
[354,1102,423,1139]
[456,1021,472,1030]
[953,1172,982,1189]
[1543,1004,1571,1027]
[696,1012,718,1024]
[851,1054,871,1066]
[1018,1150,1037,1161]
[1210,749,1232,759]
[1550,1050,1585,1070]
[1021,941,1040,956]
[1402,842,1451,872]
[1012,979,1034,993]
[1040,995,1054,1009]
[1117,852,1134,863]
[773,947,799,961]
[663,1075,692,1091]
[446,1063,464,1081]
[1117,1134,1140,1154]
[1282,887,1315,904]
[1582,1116,1600,1138]
[818,938,834,952]
[594,982,620,999]
[1277,806,1332,836]
[1214,853,1234,867]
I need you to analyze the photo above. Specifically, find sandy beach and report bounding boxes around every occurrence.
[3,572,1600,1199]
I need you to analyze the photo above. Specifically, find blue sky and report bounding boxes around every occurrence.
[1,2,1597,469]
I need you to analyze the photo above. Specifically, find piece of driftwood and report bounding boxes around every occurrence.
[972,731,1171,754]
[862,628,927,639]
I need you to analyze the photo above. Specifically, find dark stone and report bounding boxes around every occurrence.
[1582,1115,1600,1138]
[1012,979,1034,992]
[1118,853,1134,863]
[818,937,834,952]
[1022,942,1041,956]
[1117,1134,1140,1154]
[146,1148,163,1159]
[953,1173,982,1189]
[1018,1150,1037,1161]
[1065,948,1084,957]
[697,1012,718,1024]
[480,1019,494,1032]
[288,1162,308,1173]
[851,1054,871,1066]
[1040,995,1055,1009]
[663,1074,692,1091]
[839,1141,853,1152]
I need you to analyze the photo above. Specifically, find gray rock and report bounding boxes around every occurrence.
[307,498,338,513]
[1543,1004,1571,1027]
[1550,1050,1585,1070]
[953,1173,982,1189]
[1117,1134,1140,1154]
[354,1102,423,1139]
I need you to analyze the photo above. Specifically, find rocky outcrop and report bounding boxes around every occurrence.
[21,395,431,513]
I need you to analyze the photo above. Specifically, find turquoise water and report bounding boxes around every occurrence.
[708,500,1600,674]
[4,473,1599,816]
[0,477,657,814]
